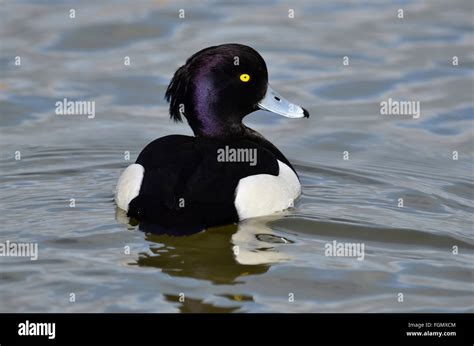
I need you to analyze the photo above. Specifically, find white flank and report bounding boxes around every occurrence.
[234,160,301,220]
[115,163,144,212]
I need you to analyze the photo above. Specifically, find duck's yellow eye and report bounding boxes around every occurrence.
[240,73,250,82]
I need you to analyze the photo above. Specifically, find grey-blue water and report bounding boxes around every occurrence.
[0,0,473,312]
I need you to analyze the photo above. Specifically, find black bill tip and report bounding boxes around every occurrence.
[302,107,310,118]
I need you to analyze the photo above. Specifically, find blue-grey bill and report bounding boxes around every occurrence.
[257,85,309,118]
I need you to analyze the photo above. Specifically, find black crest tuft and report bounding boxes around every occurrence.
[165,45,219,123]
[165,64,189,122]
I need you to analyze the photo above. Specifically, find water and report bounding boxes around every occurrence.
[1,0,473,312]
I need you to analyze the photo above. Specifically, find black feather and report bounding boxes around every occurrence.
[165,45,222,124]
[165,64,189,122]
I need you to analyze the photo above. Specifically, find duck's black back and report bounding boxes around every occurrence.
[128,131,294,232]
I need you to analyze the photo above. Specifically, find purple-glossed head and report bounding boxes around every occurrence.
[165,43,310,137]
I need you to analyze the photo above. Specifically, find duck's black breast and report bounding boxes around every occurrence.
[128,133,287,230]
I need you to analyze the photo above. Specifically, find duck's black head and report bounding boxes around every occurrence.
[165,43,309,138]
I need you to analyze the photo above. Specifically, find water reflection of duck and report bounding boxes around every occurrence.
[121,213,294,284]
[136,223,270,285]
[115,44,310,233]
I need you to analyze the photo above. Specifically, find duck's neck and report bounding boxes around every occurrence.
[191,97,247,138]
[194,119,246,138]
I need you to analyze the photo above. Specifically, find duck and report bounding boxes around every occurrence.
[115,43,310,231]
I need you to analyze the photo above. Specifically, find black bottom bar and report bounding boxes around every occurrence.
[0,313,472,345]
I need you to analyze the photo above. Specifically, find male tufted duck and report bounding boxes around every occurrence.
[115,43,310,231]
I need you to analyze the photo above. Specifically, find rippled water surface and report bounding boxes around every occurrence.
[1,0,473,312]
